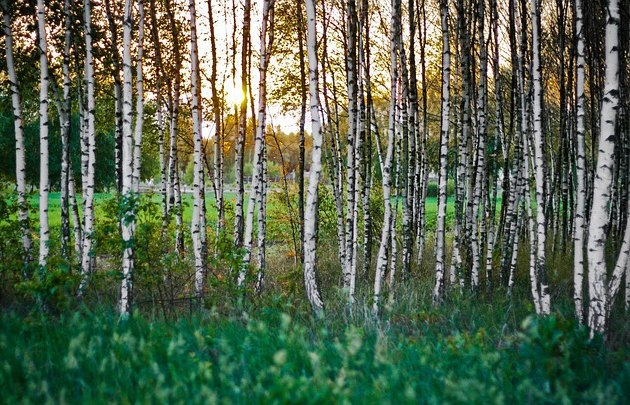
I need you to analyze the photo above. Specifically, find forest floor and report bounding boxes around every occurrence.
[0,290,628,403]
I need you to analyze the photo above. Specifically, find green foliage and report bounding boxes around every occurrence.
[425,179,456,198]
[0,304,626,403]
[15,264,80,313]
[0,189,28,273]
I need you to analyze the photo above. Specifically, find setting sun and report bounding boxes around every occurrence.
[225,83,245,106]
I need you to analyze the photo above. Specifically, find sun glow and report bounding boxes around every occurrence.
[225,83,245,106]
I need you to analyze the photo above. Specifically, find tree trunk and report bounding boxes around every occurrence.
[208,0,225,235]
[36,0,50,268]
[373,0,400,314]
[574,0,587,323]
[189,0,205,299]
[433,0,451,304]
[302,0,324,313]
[240,0,275,284]
[234,0,251,249]
[119,0,135,315]
[2,0,32,262]
[531,0,551,315]
[587,0,620,334]
[104,0,124,193]
[296,0,307,263]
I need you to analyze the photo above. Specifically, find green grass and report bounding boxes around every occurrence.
[29,191,233,229]
[31,191,491,233]
[0,294,627,403]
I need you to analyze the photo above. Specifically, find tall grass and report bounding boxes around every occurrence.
[0,290,627,403]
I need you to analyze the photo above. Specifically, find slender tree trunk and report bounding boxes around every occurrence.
[303,0,324,313]
[234,0,251,249]
[360,0,373,279]
[343,0,359,296]
[104,0,124,193]
[119,0,135,314]
[240,0,275,284]
[531,0,551,315]
[133,0,144,194]
[373,0,399,314]
[2,0,32,262]
[433,0,451,304]
[296,0,307,262]
[587,0,620,334]
[208,0,225,235]
[189,0,205,299]
[148,0,168,229]
[574,0,587,323]
[36,0,50,268]
[58,0,72,261]
[164,0,184,253]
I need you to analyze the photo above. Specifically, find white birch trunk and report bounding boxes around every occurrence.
[36,0,50,267]
[239,0,275,285]
[574,0,587,323]
[189,0,205,298]
[433,0,450,304]
[2,0,32,259]
[606,201,630,314]
[372,0,399,314]
[587,0,620,334]
[80,0,97,285]
[59,0,72,259]
[303,0,324,313]
[343,0,359,293]
[120,0,135,315]
[531,0,550,315]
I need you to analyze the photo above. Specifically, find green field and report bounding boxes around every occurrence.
[29,190,473,233]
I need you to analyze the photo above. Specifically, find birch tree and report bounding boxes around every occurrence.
[433,0,451,304]
[120,0,135,314]
[234,0,252,248]
[104,0,124,192]
[189,0,205,299]
[587,0,620,334]
[36,0,50,267]
[132,0,145,194]
[80,0,97,282]
[531,0,550,314]
[49,0,74,261]
[373,0,399,314]
[2,0,32,261]
[164,0,184,253]
[208,0,225,234]
[239,0,276,285]
[574,0,587,323]
[302,0,324,313]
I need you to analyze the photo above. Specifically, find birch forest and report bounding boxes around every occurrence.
[1,0,629,401]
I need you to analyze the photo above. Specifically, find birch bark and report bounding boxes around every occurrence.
[36,0,50,267]
[574,0,586,323]
[373,0,399,313]
[587,0,620,334]
[189,0,205,298]
[2,0,32,260]
[433,0,450,304]
[119,0,134,314]
[303,0,324,313]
